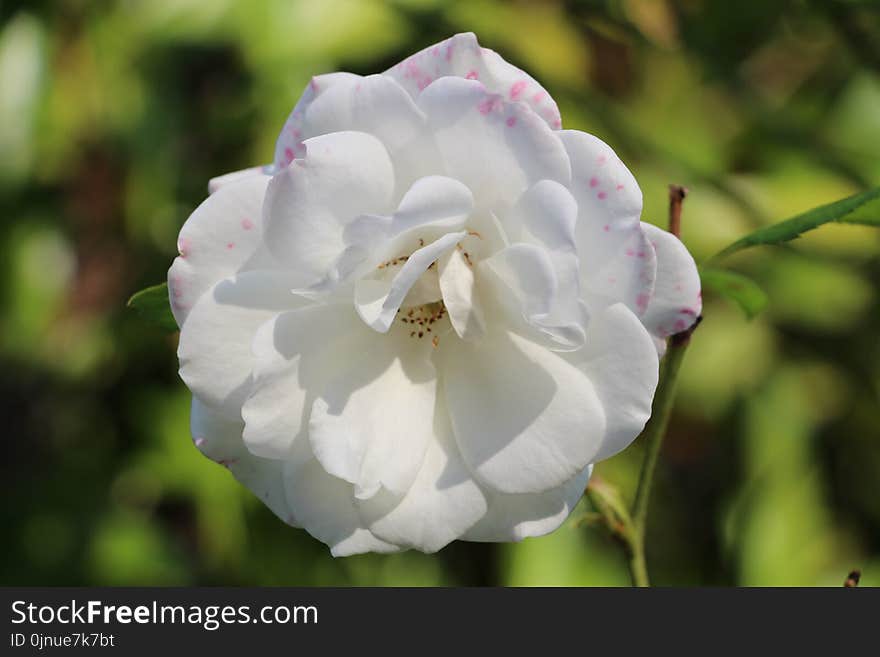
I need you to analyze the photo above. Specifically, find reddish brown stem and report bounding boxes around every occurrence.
[668,185,688,239]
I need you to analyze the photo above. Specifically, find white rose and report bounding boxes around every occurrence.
[168,33,701,556]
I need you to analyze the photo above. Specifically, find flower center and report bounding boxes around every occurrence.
[398,301,447,347]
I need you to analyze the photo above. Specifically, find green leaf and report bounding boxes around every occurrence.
[700,268,769,320]
[127,283,178,332]
[711,186,880,260]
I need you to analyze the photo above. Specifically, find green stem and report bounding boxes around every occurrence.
[627,332,692,587]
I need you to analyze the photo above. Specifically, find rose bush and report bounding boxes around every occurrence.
[168,33,701,555]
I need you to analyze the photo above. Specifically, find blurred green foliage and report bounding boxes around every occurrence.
[2,0,878,586]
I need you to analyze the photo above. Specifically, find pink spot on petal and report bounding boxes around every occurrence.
[506,116,517,127]
[597,155,607,165]
[309,77,319,92]
[674,319,687,331]
[616,184,625,191]
[551,117,562,129]
[477,96,502,115]
[679,307,697,316]
[284,147,294,164]
[510,80,528,100]
[226,242,235,250]
[603,224,610,232]
[636,250,646,258]
[466,70,479,80]
[626,249,636,257]
[241,218,254,230]
[589,177,599,188]
[636,293,650,312]
[598,191,608,200]
[532,90,546,103]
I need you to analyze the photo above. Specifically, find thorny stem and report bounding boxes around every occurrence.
[586,184,699,587]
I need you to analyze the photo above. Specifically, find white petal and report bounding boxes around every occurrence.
[639,222,703,341]
[273,72,361,168]
[343,175,473,261]
[558,130,656,316]
[208,165,274,194]
[568,303,659,461]
[168,174,276,325]
[242,302,369,461]
[505,180,586,348]
[357,397,488,553]
[263,131,395,289]
[309,339,437,499]
[481,243,555,321]
[417,76,570,214]
[384,32,562,129]
[438,246,486,341]
[177,270,303,420]
[443,330,606,494]
[480,242,584,349]
[273,73,435,195]
[284,459,401,557]
[354,231,465,332]
[463,465,592,542]
[190,398,297,526]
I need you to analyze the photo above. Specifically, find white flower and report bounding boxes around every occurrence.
[168,33,702,556]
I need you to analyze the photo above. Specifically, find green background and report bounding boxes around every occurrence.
[2,0,878,586]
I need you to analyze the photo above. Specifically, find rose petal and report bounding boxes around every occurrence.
[356,396,488,552]
[443,329,605,494]
[384,32,562,129]
[418,76,570,215]
[190,399,297,526]
[463,465,592,542]
[568,303,659,461]
[242,302,370,461]
[168,174,276,325]
[309,337,437,500]
[273,73,436,196]
[639,222,703,342]
[558,130,656,317]
[283,458,400,557]
[263,131,395,289]
[177,270,303,420]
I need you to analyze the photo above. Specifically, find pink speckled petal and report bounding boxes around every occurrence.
[443,329,605,495]
[190,398,298,527]
[558,130,656,317]
[273,74,434,195]
[168,173,277,326]
[272,72,361,169]
[207,165,275,194]
[417,76,570,215]
[639,222,703,344]
[384,32,562,129]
